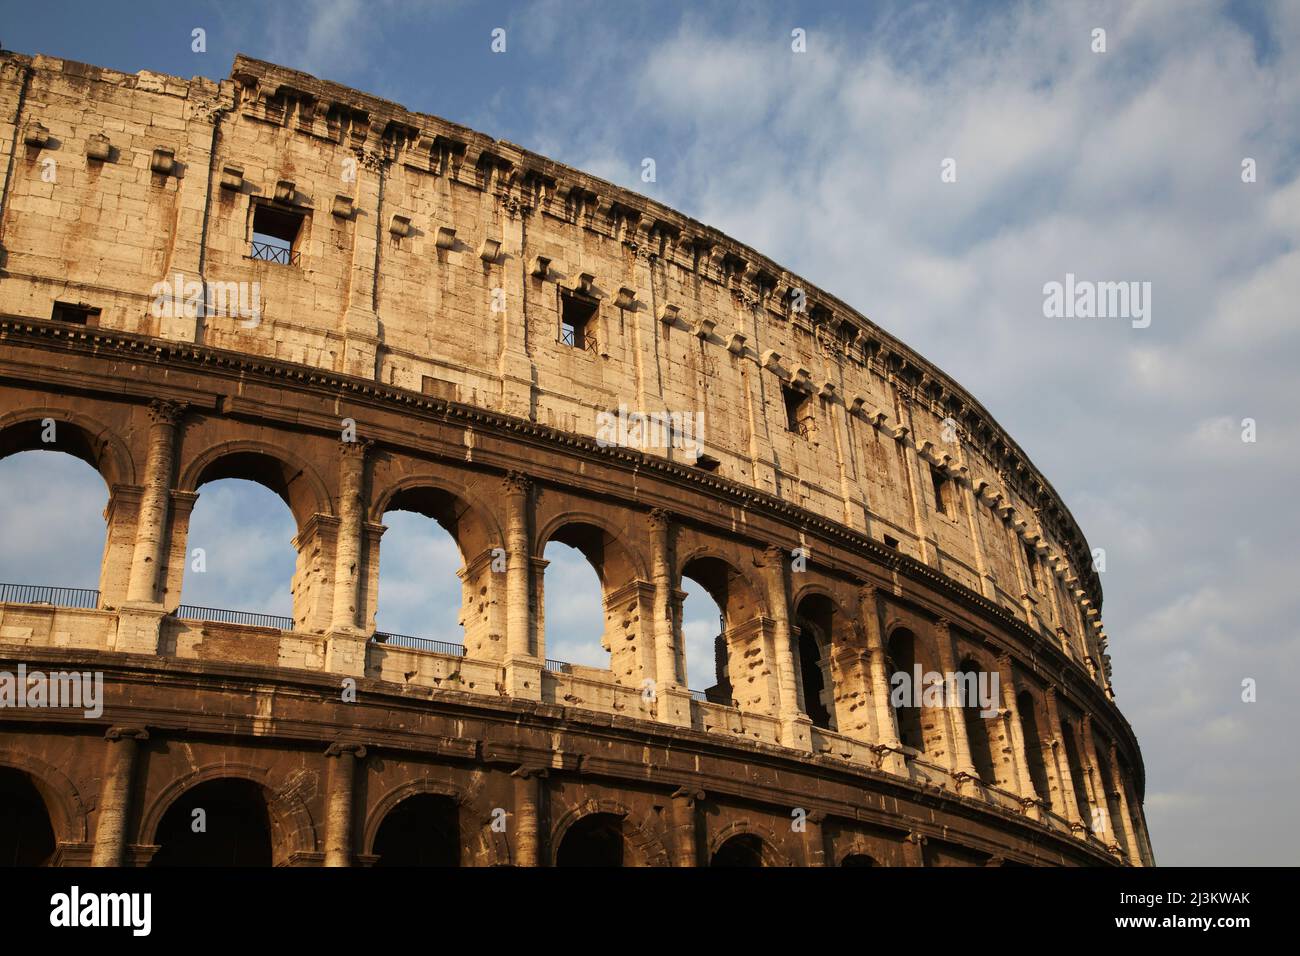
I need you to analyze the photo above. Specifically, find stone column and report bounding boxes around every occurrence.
[763,545,809,750]
[1044,686,1082,826]
[125,400,185,604]
[323,742,366,867]
[325,441,369,677]
[802,810,826,867]
[892,388,936,565]
[90,727,149,867]
[512,766,546,866]
[858,584,905,774]
[934,618,979,780]
[649,509,691,726]
[503,472,542,700]
[1109,741,1143,866]
[330,441,367,632]
[670,787,702,867]
[996,652,1038,814]
[1079,713,1105,835]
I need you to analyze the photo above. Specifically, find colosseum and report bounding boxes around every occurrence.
[0,50,1153,867]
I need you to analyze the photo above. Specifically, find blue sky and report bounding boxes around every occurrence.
[1,0,1298,865]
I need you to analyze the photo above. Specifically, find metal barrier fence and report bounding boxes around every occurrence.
[0,583,100,609]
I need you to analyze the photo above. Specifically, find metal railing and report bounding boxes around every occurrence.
[247,240,300,266]
[0,583,100,609]
[558,327,598,352]
[174,605,295,630]
[545,658,572,673]
[371,631,466,658]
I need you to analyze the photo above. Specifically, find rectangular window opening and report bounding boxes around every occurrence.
[559,291,598,351]
[249,202,304,266]
[783,385,813,436]
[50,301,100,326]
[883,534,900,550]
[1024,541,1041,588]
[930,464,949,515]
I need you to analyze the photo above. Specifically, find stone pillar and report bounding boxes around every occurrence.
[962,475,998,600]
[1044,686,1082,826]
[934,618,979,780]
[330,441,367,633]
[503,472,542,699]
[1078,713,1105,835]
[1109,741,1143,866]
[648,509,691,726]
[670,787,702,867]
[325,441,369,676]
[892,388,937,565]
[763,545,810,750]
[90,727,149,867]
[323,742,366,867]
[858,584,905,774]
[512,766,546,866]
[125,400,185,604]
[802,810,827,867]
[996,652,1038,814]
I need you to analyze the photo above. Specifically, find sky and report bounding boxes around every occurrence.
[0,0,1297,865]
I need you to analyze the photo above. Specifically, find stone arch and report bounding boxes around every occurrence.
[370,473,505,559]
[791,589,839,729]
[0,406,136,489]
[369,475,506,652]
[835,838,882,866]
[178,438,330,529]
[707,820,790,867]
[361,777,464,857]
[537,514,650,679]
[550,798,670,867]
[1015,687,1053,805]
[138,763,317,866]
[956,654,997,784]
[679,549,770,711]
[0,748,89,845]
[885,625,930,754]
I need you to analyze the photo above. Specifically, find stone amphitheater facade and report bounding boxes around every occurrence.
[0,51,1153,867]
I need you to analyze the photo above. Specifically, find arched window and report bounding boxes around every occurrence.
[887,629,924,753]
[793,594,835,729]
[150,778,272,867]
[375,488,467,649]
[179,478,297,624]
[372,794,460,866]
[0,768,56,866]
[957,657,997,784]
[0,446,108,600]
[555,813,625,867]
[680,574,727,704]
[840,852,877,867]
[1016,690,1052,805]
[711,833,765,867]
[680,555,763,709]
[542,537,607,669]
[1059,720,1093,825]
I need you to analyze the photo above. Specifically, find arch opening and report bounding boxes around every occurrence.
[793,594,835,729]
[1016,691,1052,805]
[886,629,925,753]
[1059,720,1093,826]
[710,833,765,867]
[840,852,877,867]
[680,575,727,703]
[0,449,109,600]
[680,555,763,709]
[0,768,57,866]
[179,477,297,624]
[957,656,997,783]
[555,812,625,867]
[372,793,460,867]
[149,778,272,867]
[376,487,469,648]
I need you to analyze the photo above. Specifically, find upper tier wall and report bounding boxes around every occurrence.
[0,51,1111,690]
